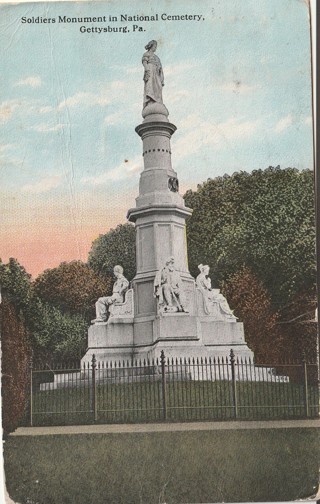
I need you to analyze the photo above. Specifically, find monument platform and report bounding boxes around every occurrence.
[81,309,254,365]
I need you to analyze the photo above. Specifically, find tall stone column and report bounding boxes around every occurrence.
[128,115,192,316]
[127,107,193,318]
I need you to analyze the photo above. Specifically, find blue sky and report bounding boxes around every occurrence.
[0,0,313,276]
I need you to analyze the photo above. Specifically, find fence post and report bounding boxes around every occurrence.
[160,351,167,420]
[29,355,33,427]
[230,349,238,419]
[91,354,97,422]
[302,352,309,418]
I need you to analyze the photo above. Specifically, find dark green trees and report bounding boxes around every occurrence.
[185,167,316,361]
[30,261,112,361]
[184,167,315,309]
[88,223,136,281]
[0,259,32,434]
[33,261,112,318]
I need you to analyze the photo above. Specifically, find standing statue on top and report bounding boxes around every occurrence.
[142,40,168,119]
[142,40,164,107]
[196,264,237,321]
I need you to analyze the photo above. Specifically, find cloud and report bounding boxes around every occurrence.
[15,76,42,88]
[4,73,140,128]
[0,98,53,123]
[260,55,272,64]
[81,156,141,186]
[304,116,312,126]
[39,106,54,114]
[103,111,124,126]
[0,99,21,124]
[165,62,197,77]
[174,115,260,160]
[110,64,140,75]
[1,77,138,130]
[165,88,190,105]
[21,175,63,194]
[58,91,111,110]
[0,143,15,153]
[274,114,293,133]
[32,123,65,132]
[0,143,23,169]
[125,67,140,75]
[57,80,134,111]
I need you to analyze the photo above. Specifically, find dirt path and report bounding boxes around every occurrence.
[10,419,320,436]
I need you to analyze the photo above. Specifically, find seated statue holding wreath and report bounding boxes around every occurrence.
[196,264,236,320]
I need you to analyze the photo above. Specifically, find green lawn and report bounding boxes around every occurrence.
[4,428,320,504]
[32,378,319,426]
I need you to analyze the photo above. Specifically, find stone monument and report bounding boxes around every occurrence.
[81,41,254,365]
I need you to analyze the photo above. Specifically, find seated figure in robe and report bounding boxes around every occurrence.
[196,264,236,320]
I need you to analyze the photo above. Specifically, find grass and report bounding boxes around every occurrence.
[4,428,320,504]
[31,377,320,426]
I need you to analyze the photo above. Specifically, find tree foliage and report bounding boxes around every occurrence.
[88,223,136,281]
[28,298,88,362]
[31,261,112,361]
[0,258,32,310]
[222,267,284,363]
[277,289,317,362]
[0,259,33,433]
[1,298,31,435]
[33,261,112,319]
[184,167,315,308]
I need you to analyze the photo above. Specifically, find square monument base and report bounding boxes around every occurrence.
[81,314,254,365]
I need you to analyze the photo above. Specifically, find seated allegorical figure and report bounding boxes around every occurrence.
[154,256,187,313]
[196,264,237,320]
[92,265,129,323]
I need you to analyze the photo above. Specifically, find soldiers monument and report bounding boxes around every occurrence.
[82,41,254,364]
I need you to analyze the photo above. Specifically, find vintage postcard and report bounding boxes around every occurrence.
[0,0,318,503]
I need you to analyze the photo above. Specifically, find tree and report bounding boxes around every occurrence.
[0,293,32,434]
[277,289,317,362]
[88,223,136,281]
[28,298,88,362]
[33,261,112,319]
[0,258,32,311]
[221,266,284,363]
[0,259,33,433]
[184,167,315,309]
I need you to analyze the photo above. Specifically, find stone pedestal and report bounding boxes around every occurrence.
[82,311,254,365]
[82,320,134,364]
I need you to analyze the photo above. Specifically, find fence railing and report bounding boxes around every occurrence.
[29,350,320,426]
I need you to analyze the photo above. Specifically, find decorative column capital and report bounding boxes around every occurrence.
[135,121,177,140]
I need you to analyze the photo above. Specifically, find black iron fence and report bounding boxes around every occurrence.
[29,350,320,426]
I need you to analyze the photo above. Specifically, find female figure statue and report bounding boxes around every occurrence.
[196,264,236,320]
[92,265,129,323]
[142,40,164,109]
